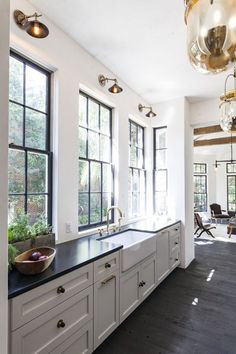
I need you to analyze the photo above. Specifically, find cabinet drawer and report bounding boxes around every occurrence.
[10,263,93,331]
[169,233,180,253]
[11,286,93,354]
[50,320,93,354]
[169,247,180,270]
[168,223,181,238]
[94,251,119,282]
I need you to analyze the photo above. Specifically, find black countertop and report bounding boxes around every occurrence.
[8,236,122,299]
[8,218,180,299]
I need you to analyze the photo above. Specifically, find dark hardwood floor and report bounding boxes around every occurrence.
[94,239,236,354]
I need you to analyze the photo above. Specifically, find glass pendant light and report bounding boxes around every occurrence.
[220,67,236,132]
[185,0,236,74]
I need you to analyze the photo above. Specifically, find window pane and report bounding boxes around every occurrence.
[27,195,47,224]
[79,94,87,127]
[227,163,236,173]
[25,108,46,150]
[9,103,23,146]
[100,135,110,162]
[102,193,112,221]
[137,126,143,148]
[26,65,47,112]
[88,131,99,160]
[155,192,167,215]
[90,193,101,224]
[155,170,167,192]
[155,130,166,149]
[129,146,137,168]
[91,162,101,192]
[194,163,206,174]
[103,164,112,192]
[9,56,23,104]
[8,195,25,223]
[79,160,89,192]
[100,106,110,135]
[88,100,99,131]
[132,193,139,217]
[156,150,166,170]
[79,193,89,226]
[8,149,25,194]
[133,169,139,192]
[137,148,143,169]
[130,123,137,146]
[28,152,47,193]
[79,127,87,158]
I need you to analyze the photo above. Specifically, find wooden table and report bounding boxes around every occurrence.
[227,224,236,238]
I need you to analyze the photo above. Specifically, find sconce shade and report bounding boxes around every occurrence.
[25,20,49,38]
[219,68,236,133]
[108,83,123,94]
[146,110,156,118]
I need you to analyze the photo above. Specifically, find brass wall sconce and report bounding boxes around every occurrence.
[98,75,123,94]
[14,10,49,39]
[138,104,156,118]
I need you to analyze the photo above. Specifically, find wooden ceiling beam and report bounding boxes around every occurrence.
[194,136,236,147]
[194,125,222,135]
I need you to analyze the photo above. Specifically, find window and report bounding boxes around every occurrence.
[8,52,52,225]
[227,164,236,212]
[128,120,146,218]
[154,127,168,215]
[78,92,114,230]
[194,163,207,212]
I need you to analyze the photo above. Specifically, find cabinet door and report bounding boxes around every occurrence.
[156,231,170,284]
[140,254,157,301]
[50,321,93,354]
[94,270,119,349]
[169,246,180,271]
[120,266,141,323]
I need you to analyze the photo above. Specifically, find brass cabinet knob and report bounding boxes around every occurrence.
[57,319,65,328]
[139,282,143,287]
[175,242,179,245]
[105,262,111,269]
[57,286,65,294]
[141,281,146,286]
[175,258,179,261]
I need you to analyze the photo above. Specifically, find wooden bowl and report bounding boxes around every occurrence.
[15,247,56,275]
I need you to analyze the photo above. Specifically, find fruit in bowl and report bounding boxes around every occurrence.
[15,247,56,275]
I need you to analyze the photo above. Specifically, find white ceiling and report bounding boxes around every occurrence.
[29,0,229,104]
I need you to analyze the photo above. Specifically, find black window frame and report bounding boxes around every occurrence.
[193,163,207,212]
[227,174,236,213]
[128,119,146,218]
[153,126,168,214]
[78,91,114,231]
[8,50,53,225]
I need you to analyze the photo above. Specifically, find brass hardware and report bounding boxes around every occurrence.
[175,242,179,245]
[139,282,143,287]
[57,319,65,328]
[138,104,156,118]
[98,228,104,237]
[175,259,179,262]
[14,9,49,38]
[141,281,146,286]
[101,275,115,285]
[105,262,111,269]
[175,228,179,231]
[98,75,123,94]
[106,206,124,234]
[57,286,65,294]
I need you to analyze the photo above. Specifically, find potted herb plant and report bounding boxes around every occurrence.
[8,214,55,253]
[8,244,19,271]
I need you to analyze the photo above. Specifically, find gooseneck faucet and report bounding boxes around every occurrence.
[106,206,124,234]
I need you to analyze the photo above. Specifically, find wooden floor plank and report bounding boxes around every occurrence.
[94,240,236,354]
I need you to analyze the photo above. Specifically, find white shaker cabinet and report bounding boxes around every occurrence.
[156,230,170,283]
[93,270,120,349]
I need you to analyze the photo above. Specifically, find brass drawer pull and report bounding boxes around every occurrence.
[139,281,146,287]
[105,262,111,269]
[175,242,179,245]
[175,258,179,262]
[57,319,65,328]
[57,286,65,294]
[175,228,179,231]
[102,275,115,285]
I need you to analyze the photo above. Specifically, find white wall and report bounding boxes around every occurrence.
[10,0,152,243]
[151,98,194,268]
[190,98,219,127]
[0,0,9,352]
